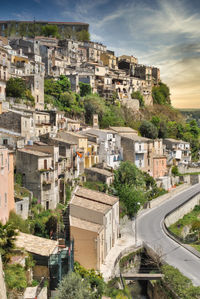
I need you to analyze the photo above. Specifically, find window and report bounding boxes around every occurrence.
[3,139,8,145]
[4,193,7,207]
[44,159,47,169]
[20,204,23,211]
[46,201,49,210]
[148,158,150,166]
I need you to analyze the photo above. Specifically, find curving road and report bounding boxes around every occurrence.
[137,183,200,286]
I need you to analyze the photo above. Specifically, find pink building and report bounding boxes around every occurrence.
[0,146,15,224]
[153,156,167,179]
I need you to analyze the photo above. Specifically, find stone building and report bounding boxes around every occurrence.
[120,134,167,178]
[0,146,15,224]
[0,44,9,101]
[0,20,89,39]
[16,144,59,209]
[0,110,36,142]
[82,128,123,169]
[163,138,191,165]
[84,167,114,186]
[134,64,153,87]
[69,187,119,270]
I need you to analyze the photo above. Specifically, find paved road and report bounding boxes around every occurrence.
[137,183,200,286]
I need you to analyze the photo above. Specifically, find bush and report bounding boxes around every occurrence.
[131,91,145,107]
[139,120,158,139]
[79,82,91,97]
[42,24,59,37]
[6,77,26,98]
[57,271,93,299]
[171,165,179,177]
[5,264,27,292]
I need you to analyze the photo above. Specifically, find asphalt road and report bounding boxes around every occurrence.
[137,183,200,286]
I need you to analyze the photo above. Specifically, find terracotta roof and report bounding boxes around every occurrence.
[70,216,103,233]
[15,232,58,256]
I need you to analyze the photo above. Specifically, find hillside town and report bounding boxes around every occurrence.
[0,21,200,299]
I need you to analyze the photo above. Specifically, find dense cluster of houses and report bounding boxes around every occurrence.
[0,31,160,109]
[0,28,192,296]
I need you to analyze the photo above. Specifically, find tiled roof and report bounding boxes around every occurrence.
[75,186,118,206]
[71,195,110,214]
[109,126,138,134]
[85,167,113,177]
[17,148,51,157]
[70,216,103,233]
[15,232,58,257]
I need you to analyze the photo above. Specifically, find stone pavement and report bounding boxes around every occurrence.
[100,216,139,282]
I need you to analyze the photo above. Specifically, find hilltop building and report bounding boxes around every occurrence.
[0,20,89,39]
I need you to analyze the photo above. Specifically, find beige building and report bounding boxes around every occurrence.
[101,50,117,69]
[59,131,99,169]
[0,45,9,101]
[121,134,167,178]
[16,144,60,210]
[70,187,119,270]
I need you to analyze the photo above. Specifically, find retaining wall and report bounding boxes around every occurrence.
[165,193,200,227]
[148,183,190,209]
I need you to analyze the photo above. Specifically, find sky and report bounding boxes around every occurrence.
[0,0,200,108]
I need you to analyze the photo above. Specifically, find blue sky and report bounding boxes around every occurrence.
[1,0,200,108]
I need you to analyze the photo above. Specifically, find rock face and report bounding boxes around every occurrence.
[0,255,7,299]
[122,98,140,111]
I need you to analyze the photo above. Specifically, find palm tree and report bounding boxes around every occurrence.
[0,222,17,262]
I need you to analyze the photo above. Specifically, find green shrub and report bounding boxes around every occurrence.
[5,264,27,291]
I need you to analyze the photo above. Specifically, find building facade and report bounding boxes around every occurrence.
[0,146,15,224]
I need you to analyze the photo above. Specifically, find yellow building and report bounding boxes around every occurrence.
[100,51,117,69]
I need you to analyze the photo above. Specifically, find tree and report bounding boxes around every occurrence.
[131,91,145,107]
[152,82,171,105]
[57,272,93,299]
[119,185,145,217]
[76,30,90,41]
[42,24,59,37]
[114,161,145,190]
[84,94,107,124]
[0,222,17,262]
[57,75,71,93]
[171,165,179,177]
[139,120,158,139]
[79,82,92,97]
[74,262,105,298]
[6,77,26,98]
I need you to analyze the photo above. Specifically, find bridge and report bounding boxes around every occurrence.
[117,273,163,280]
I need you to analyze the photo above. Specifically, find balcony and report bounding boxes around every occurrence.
[135,148,147,154]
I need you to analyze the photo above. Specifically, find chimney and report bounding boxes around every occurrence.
[93,114,99,128]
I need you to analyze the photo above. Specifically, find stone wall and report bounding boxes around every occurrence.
[165,193,200,227]
[0,255,7,299]
[148,183,190,209]
[121,98,139,111]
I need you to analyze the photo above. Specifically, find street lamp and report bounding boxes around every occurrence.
[135,202,140,247]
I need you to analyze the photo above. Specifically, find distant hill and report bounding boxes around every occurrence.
[179,109,200,127]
